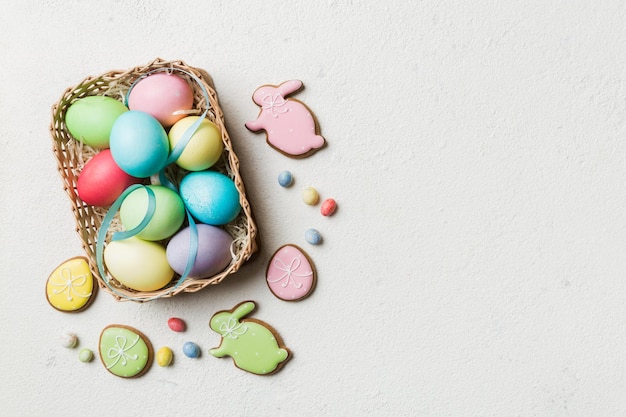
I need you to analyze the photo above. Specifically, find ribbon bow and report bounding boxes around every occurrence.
[219,318,248,339]
[261,93,289,118]
[51,267,92,301]
[106,335,139,369]
[267,256,312,289]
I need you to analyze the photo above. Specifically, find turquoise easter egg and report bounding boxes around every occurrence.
[179,171,241,225]
[110,111,169,178]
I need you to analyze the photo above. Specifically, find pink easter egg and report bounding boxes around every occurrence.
[266,244,316,301]
[128,73,194,128]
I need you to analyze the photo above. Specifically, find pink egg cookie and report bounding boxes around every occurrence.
[245,80,325,158]
[266,244,316,301]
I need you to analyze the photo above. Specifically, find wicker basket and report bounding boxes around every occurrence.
[50,58,258,302]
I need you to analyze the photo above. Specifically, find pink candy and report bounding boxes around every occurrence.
[320,199,337,216]
[167,317,186,332]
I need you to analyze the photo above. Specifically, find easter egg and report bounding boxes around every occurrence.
[79,349,94,363]
[156,347,173,367]
[167,317,186,332]
[65,96,128,148]
[103,237,174,291]
[302,186,319,205]
[179,171,241,225]
[168,116,223,171]
[77,150,141,206]
[109,111,169,178]
[128,73,194,128]
[266,244,317,301]
[183,341,200,358]
[119,185,185,241]
[305,228,322,245]
[166,224,233,278]
[277,170,293,187]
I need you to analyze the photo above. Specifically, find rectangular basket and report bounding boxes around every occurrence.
[49,58,259,302]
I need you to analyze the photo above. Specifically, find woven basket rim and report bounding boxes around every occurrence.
[49,58,259,302]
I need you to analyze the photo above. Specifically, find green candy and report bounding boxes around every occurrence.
[99,325,152,378]
[65,96,128,148]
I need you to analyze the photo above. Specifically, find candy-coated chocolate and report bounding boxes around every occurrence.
[166,224,233,278]
[156,347,173,367]
[79,349,94,363]
[119,185,185,241]
[302,186,319,205]
[77,150,141,207]
[109,111,170,178]
[209,301,290,375]
[65,96,128,148]
[305,228,322,245]
[168,116,223,171]
[277,170,293,187]
[128,72,194,128]
[99,325,152,378]
[46,257,94,312]
[103,237,174,292]
[320,198,337,216]
[266,244,316,301]
[182,341,200,358]
[179,171,241,225]
[167,317,186,333]
[61,333,78,348]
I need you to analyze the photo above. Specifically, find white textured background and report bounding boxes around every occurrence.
[2,1,626,416]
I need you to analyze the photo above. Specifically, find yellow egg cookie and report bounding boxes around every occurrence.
[46,257,95,312]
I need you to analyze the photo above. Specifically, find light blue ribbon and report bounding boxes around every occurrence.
[94,66,212,301]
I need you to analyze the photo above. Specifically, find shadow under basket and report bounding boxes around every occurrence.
[49,58,259,302]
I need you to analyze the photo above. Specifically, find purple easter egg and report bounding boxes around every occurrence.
[166,224,233,278]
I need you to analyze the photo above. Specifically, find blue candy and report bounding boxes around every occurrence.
[305,228,322,245]
[277,170,293,187]
[183,341,201,358]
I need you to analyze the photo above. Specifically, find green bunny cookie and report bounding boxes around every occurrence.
[209,301,290,375]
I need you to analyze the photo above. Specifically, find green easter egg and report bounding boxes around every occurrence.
[65,96,128,148]
[120,185,185,241]
[99,325,152,378]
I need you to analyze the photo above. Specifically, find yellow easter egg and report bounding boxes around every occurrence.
[46,257,94,312]
[168,116,223,171]
[103,237,174,291]
[156,347,173,367]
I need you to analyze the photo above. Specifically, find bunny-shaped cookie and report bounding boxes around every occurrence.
[209,301,290,375]
[245,80,325,158]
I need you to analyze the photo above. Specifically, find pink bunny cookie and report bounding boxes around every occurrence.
[245,80,326,158]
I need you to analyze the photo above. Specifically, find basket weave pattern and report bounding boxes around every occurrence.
[50,58,258,302]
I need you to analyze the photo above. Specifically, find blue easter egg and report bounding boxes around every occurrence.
[110,111,170,178]
[278,170,293,187]
[179,171,241,225]
[183,341,200,358]
[305,228,322,245]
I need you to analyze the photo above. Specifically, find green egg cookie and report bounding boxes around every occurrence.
[99,325,153,378]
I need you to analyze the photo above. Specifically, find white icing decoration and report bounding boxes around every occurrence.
[106,335,140,369]
[51,267,92,301]
[261,93,289,118]
[268,255,312,289]
[219,318,248,339]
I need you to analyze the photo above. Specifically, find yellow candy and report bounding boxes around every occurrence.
[46,257,94,312]
[156,346,173,367]
[302,186,319,205]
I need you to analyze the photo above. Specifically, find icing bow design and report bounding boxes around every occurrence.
[218,318,248,339]
[51,267,92,301]
[106,335,139,369]
[261,93,289,118]
[267,256,312,289]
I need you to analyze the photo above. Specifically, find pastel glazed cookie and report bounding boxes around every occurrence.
[99,325,153,378]
[245,80,325,158]
[46,257,95,312]
[266,244,317,301]
[209,301,291,375]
